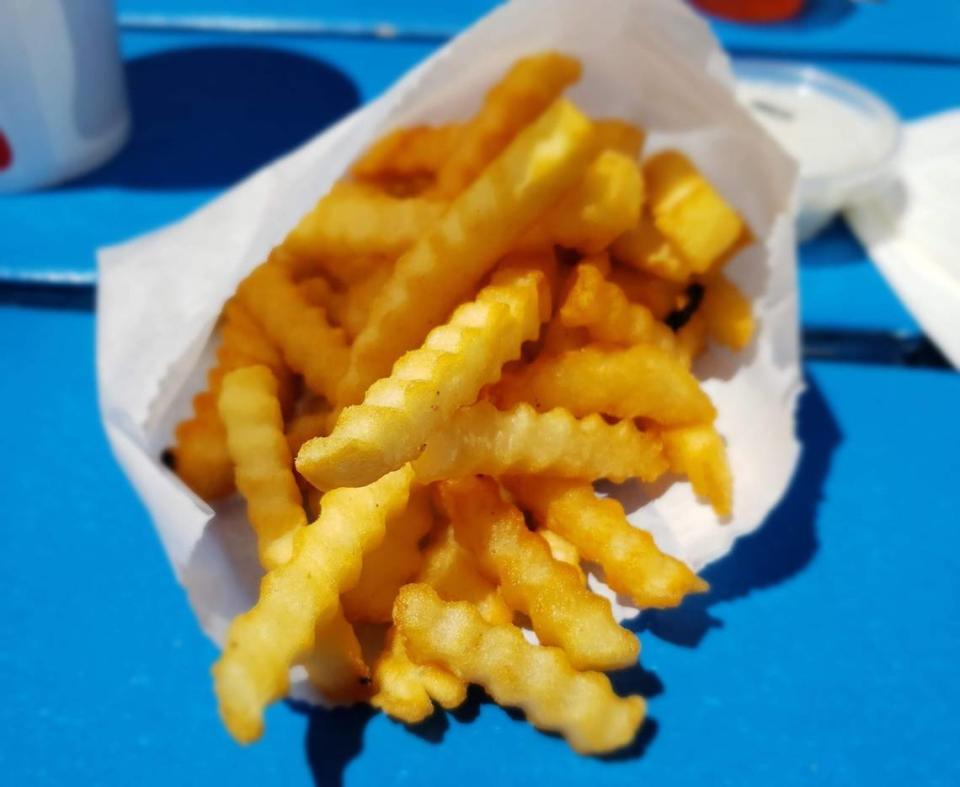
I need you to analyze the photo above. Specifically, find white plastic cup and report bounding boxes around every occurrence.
[0,0,130,193]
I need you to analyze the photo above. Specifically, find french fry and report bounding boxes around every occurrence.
[644,151,744,272]
[351,124,463,179]
[701,273,755,350]
[538,529,585,585]
[395,584,645,755]
[506,477,707,608]
[559,262,676,352]
[337,99,596,406]
[491,344,716,426]
[283,183,446,267]
[608,267,683,320]
[285,407,332,457]
[237,260,348,402]
[540,318,589,353]
[434,52,582,197]
[517,150,644,254]
[212,465,414,743]
[299,270,545,489]
[412,401,667,484]
[439,477,638,671]
[660,423,733,517]
[342,487,435,624]
[593,119,646,158]
[218,366,305,570]
[326,264,393,340]
[611,216,692,283]
[296,276,338,312]
[301,609,370,705]
[171,301,291,501]
[675,310,709,367]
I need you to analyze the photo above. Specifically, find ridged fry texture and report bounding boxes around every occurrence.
[413,401,667,484]
[212,465,413,743]
[506,477,708,608]
[298,271,546,489]
[395,584,646,754]
[439,477,638,671]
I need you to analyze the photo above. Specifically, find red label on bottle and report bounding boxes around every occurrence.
[0,129,12,171]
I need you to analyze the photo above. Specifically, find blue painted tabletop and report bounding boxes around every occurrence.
[1,303,958,786]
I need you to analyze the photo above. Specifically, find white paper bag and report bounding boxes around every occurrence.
[97,0,802,696]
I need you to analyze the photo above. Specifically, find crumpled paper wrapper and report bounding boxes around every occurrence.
[97,0,801,700]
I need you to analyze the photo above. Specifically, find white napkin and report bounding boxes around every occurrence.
[846,110,960,368]
[96,0,802,699]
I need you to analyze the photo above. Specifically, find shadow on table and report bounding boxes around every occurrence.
[638,374,841,648]
[798,217,867,267]
[71,46,360,191]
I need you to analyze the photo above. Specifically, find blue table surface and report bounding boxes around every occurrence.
[1,303,958,785]
[114,0,960,61]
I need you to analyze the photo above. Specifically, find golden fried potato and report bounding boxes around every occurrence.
[611,216,692,283]
[559,262,676,352]
[295,276,338,312]
[395,584,645,754]
[538,529,585,585]
[675,310,709,367]
[237,260,348,402]
[701,273,755,351]
[506,477,707,608]
[299,270,545,489]
[518,150,644,254]
[434,52,582,197]
[337,99,596,406]
[661,423,733,517]
[283,183,446,268]
[285,407,333,457]
[370,629,446,724]
[212,465,413,743]
[342,487,435,624]
[593,119,646,158]
[439,477,637,671]
[412,401,667,484]
[301,608,370,705]
[608,267,683,321]
[351,124,463,179]
[218,366,305,570]
[172,300,291,501]
[326,264,393,340]
[492,344,716,426]
[644,151,744,273]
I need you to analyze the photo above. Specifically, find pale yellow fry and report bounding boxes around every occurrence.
[326,264,393,340]
[337,98,596,406]
[593,119,646,158]
[675,310,708,367]
[701,273,754,350]
[559,262,676,352]
[434,52,582,197]
[299,270,546,489]
[506,477,708,609]
[351,124,463,178]
[369,628,437,723]
[283,182,446,264]
[518,150,643,254]
[492,344,715,426]
[611,217,692,283]
[412,401,667,484]
[296,276,338,312]
[418,522,513,627]
[396,584,645,755]
[608,267,683,321]
[172,301,290,501]
[301,607,370,705]
[342,487,435,624]
[538,529,585,585]
[212,465,414,743]
[237,260,348,401]
[644,151,744,272]
[661,423,733,517]
[218,366,305,570]
[439,477,638,671]
[285,409,333,457]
